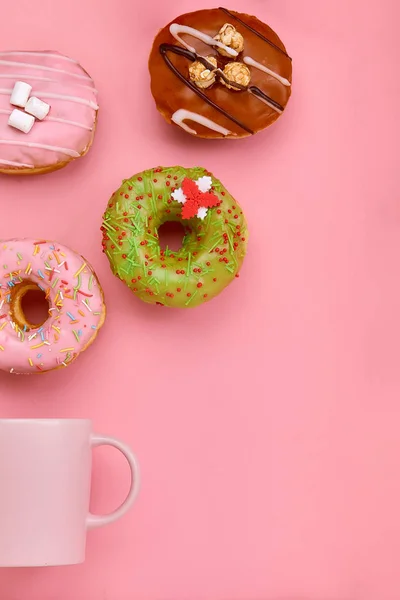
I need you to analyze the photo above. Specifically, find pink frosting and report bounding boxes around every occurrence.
[0,51,98,169]
[0,239,105,374]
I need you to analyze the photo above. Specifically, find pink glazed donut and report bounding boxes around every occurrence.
[0,50,98,175]
[0,239,106,374]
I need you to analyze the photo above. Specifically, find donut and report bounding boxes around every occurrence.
[148,8,292,139]
[0,239,105,374]
[101,166,248,308]
[0,51,98,175]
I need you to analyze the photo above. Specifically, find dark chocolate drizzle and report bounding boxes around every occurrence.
[249,86,283,112]
[159,43,254,134]
[219,7,292,61]
[159,43,284,134]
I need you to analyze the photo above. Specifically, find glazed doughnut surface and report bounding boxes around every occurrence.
[0,51,98,174]
[149,8,292,139]
[102,166,248,308]
[0,239,105,374]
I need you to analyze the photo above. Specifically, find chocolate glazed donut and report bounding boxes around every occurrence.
[149,7,292,139]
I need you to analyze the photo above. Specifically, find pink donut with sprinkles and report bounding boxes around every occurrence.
[0,239,106,374]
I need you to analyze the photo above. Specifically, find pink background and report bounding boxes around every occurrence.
[0,0,398,598]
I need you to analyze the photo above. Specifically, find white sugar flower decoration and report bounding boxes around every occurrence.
[171,187,187,204]
[196,176,213,192]
[197,207,208,220]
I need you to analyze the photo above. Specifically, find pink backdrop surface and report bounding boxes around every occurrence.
[0,0,399,598]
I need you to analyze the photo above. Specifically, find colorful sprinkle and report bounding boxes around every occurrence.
[74,263,87,278]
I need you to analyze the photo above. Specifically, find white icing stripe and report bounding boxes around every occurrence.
[0,52,79,64]
[0,75,98,93]
[0,60,92,82]
[34,91,98,109]
[0,158,34,168]
[0,109,92,131]
[244,56,291,87]
[169,24,238,57]
[0,89,98,110]
[171,109,231,136]
[47,116,93,130]
[0,74,54,82]
[247,89,282,114]
[0,140,80,158]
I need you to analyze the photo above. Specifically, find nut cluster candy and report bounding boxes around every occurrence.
[188,56,217,89]
[221,62,251,90]
[214,23,244,56]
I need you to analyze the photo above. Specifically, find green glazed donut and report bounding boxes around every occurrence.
[101,166,248,308]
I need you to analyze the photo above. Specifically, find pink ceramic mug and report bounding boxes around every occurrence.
[0,419,140,567]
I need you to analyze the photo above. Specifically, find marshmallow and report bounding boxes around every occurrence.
[8,109,35,134]
[10,81,32,108]
[25,96,50,121]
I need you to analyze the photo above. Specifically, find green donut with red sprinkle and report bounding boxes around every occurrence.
[101,166,248,308]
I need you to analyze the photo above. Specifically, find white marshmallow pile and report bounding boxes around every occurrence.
[7,81,51,134]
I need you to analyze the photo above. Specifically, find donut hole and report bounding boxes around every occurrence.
[19,287,49,329]
[157,221,186,252]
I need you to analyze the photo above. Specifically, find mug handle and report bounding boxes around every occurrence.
[86,434,141,529]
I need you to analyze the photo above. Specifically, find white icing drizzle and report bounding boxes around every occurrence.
[0,52,79,63]
[247,89,282,114]
[169,24,238,57]
[0,108,93,131]
[34,91,98,109]
[0,109,92,130]
[0,158,34,168]
[0,139,80,158]
[0,74,54,82]
[171,109,231,136]
[0,60,92,81]
[47,116,93,130]
[0,75,98,93]
[0,89,98,110]
[244,56,291,87]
